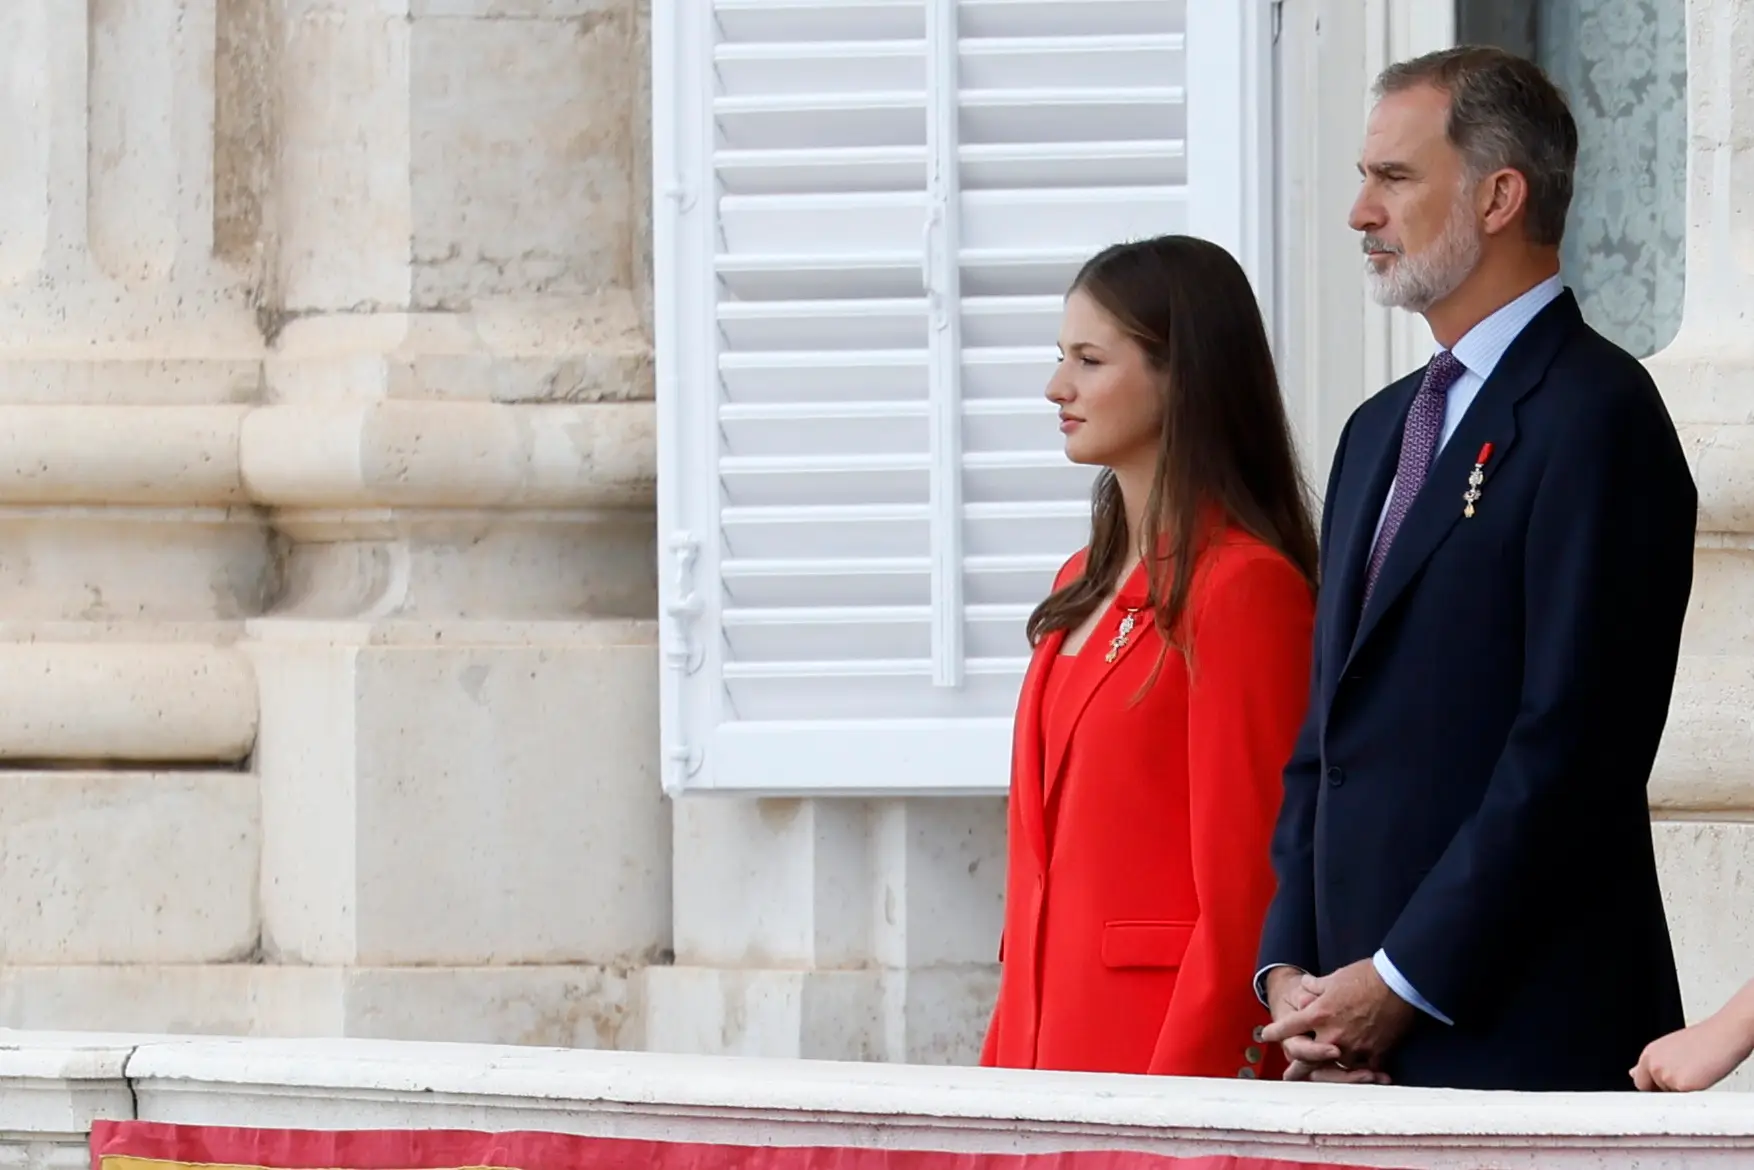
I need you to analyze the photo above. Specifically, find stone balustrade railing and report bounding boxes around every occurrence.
[3,1030,1750,1170]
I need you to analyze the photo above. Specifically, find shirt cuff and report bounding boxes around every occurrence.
[1253,963,1304,1007]
[1373,948,1454,1025]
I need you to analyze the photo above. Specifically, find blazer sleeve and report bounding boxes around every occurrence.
[1148,551,1314,1076]
[1379,380,1697,1023]
[1257,416,1353,978]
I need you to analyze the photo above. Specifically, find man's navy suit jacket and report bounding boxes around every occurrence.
[1258,290,1697,1091]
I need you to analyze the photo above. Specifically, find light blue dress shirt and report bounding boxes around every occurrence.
[1260,274,1565,1028]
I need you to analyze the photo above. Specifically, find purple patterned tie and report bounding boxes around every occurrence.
[1362,350,1467,607]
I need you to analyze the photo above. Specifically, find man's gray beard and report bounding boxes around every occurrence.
[1366,199,1484,313]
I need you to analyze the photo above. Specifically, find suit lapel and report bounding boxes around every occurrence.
[1345,292,1582,668]
[1042,564,1153,806]
[1326,375,1414,669]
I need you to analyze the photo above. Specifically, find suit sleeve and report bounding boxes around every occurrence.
[1256,417,1353,978]
[1148,553,1314,1076]
[1380,382,1697,1023]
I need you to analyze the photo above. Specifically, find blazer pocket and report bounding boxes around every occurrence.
[1101,920,1196,969]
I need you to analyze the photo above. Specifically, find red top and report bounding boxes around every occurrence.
[982,528,1313,1080]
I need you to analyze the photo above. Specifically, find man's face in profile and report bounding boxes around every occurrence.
[1350,84,1484,312]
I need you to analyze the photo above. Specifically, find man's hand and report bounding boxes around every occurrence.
[1631,1014,1754,1092]
[1265,966,1339,1068]
[1264,965,1314,1019]
[1261,958,1416,1072]
[1262,966,1392,1083]
[1283,1058,1392,1084]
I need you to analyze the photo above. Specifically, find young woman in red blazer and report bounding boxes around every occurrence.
[981,235,1317,1080]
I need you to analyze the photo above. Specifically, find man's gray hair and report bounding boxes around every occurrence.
[1375,46,1579,247]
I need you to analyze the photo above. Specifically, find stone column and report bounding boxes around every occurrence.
[0,0,268,1015]
[1642,0,1754,1091]
[0,0,671,1044]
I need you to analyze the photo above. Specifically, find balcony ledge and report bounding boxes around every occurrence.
[2,1031,1750,1170]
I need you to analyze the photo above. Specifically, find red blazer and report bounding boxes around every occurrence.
[981,529,1313,1079]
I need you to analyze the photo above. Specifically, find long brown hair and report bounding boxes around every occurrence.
[1026,235,1319,664]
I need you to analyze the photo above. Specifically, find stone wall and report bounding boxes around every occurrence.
[0,0,669,1047]
[0,0,1006,1059]
[645,798,1005,1064]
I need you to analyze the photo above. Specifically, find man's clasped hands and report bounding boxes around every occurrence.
[1261,961,1416,1084]
[1262,963,1754,1091]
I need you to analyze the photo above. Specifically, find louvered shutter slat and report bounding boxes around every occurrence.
[956,0,1177,38]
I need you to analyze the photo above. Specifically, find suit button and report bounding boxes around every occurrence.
[1246,1046,1263,1064]
[1252,1025,1265,1042]
[1326,766,1345,788]
[1237,1067,1257,1079]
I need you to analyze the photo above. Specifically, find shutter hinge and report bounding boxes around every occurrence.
[662,531,706,796]
[663,530,705,675]
[661,744,704,798]
[664,177,697,214]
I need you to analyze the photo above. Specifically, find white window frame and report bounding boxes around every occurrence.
[654,1,1282,798]
[1275,0,1452,491]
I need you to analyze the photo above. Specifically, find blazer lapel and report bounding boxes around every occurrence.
[1346,291,1582,666]
[1010,628,1059,868]
[1042,564,1153,806]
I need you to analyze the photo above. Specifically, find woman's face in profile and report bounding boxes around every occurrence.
[1046,289,1163,474]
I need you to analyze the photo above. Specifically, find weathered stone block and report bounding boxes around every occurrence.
[410,9,640,307]
[0,772,258,964]
[253,629,671,968]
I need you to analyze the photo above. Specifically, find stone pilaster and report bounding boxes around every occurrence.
[1642,0,1754,1091]
[0,0,270,994]
[240,0,669,1042]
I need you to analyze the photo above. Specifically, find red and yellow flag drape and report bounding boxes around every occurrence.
[91,1121,1400,1170]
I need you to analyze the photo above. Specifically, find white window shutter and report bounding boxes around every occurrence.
[654,1,1275,796]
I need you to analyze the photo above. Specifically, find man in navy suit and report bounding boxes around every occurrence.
[1256,46,1697,1091]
